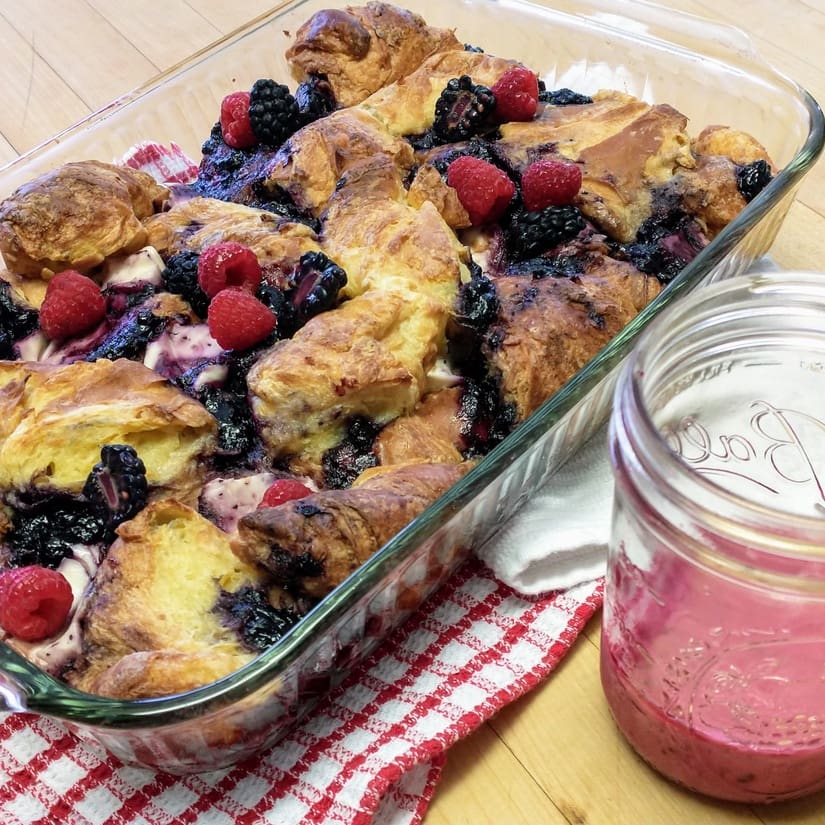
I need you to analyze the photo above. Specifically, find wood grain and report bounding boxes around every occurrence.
[0,2,823,823]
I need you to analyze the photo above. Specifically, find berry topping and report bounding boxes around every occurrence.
[295,75,336,125]
[504,204,586,261]
[0,566,73,642]
[207,287,276,351]
[248,78,301,148]
[84,306,168,363]
[538,87,593,106]
[456,273,499,329]
[491,66,539,122]
[39,270,106,341]
[197,242,262,299]
[287,251,347,324]
[736,159,773,202]
[521,159,583,211]
[0,281,39,360]
[446,155,516,226]
[198,385,256,458]
[82,444,148,532]
[220,91,256,149]
[161,250,210,317]
[258,478,313,508]
[322,416,380,489]
[433,76,496,143]
[216,586,300,652]
[8,498,107,570]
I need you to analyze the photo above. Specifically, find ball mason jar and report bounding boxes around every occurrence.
[603,272,825,803]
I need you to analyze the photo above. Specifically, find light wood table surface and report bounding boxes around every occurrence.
[1,2,824,823]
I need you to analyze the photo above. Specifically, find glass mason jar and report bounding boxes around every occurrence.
[603,272,825,803]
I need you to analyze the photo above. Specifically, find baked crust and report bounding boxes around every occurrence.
[285,1,462,107]
[67,500,266,698]
[234,460,472,598]
[0,161,168,279]
[496,91,693,242]
[249,157,465,471]
[0,358,216,502]
[485,259,662,420]
[143,196,322,279]
[264,107,415,214]
[374,386,464,465]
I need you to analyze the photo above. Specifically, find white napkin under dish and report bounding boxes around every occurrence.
[475,425,613,594]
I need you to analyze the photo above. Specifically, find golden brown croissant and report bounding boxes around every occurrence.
[495,91,693,242]
[285,1,462,107]
[143,196,322,278]
[67,500,271,698]
[0,161,168,279]
[234,460,473,598]
[484,260,662,421]
[263,107,415,215]
[0,358,216,502]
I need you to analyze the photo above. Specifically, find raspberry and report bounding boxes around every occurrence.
[39,270,106,341]
[492,66,539,122]
[0,566,73,642]
[197,242,263,299]
[446,156,516,226]
[521,159,583,211]
[220,91,256,149]
[258,478,313,508]
[207,287,276,351]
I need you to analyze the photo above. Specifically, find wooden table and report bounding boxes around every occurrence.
[1,2,824,823]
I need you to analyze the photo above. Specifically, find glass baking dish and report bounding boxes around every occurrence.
[0,0,820,773]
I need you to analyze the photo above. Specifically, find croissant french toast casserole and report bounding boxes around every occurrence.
[0,2,777,700]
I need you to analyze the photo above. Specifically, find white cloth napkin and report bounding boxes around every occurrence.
[475,425,612,594]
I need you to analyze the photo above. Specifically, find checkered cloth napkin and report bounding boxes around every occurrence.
[0,144,604,824]
[0,561,602,825]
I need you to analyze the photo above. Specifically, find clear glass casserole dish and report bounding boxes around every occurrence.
[0,0,820,773]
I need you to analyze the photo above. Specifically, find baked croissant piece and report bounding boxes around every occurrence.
[67,500,285,698]
[0,161,168,279]
[285,1,462,106]
[234,461,473,599]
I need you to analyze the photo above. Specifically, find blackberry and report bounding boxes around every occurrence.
[84,308,169,363]
[7,497,107,569]
[216,586,301,652]
[295,75,336,125]
[82,445,148,533]
[736,159,773,202]
[161,251,210,318]
[433,76,496,143]
[430,137,500,176]
[457,377,516,456]
[198,385,255,458]
[457,273,499,329]
[248,79,301,148]
[322,416,379,488]
[0,281,39,360]
[504,205,586,261]
[256,282,298,337]
[621,208,705,283]
[287,251,347,325]
[505,255,584,280]
[538,88,593,106]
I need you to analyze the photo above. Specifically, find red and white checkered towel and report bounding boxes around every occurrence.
[0,560,602,825]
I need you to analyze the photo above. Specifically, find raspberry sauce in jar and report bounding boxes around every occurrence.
[603,273,825,802]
